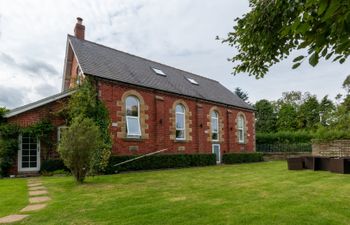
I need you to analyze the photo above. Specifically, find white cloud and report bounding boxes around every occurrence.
[0,0,349,109]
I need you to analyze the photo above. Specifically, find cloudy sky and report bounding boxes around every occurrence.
[0,0,349,109]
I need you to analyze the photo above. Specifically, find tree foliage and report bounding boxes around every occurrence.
[60,78,112,182]
[254,99,276,132]
[58,116,103,183]
[234,87,249,102]
[222,0,350,78]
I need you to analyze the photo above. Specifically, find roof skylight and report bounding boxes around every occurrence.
[186,77,199,85]
[152,67,166,76]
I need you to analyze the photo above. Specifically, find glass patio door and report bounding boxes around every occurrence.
[18,134,40,172]
[212,144,221,164]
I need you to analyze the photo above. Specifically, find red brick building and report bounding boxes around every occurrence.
[4,18,255,175]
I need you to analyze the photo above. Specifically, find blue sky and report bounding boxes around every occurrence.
[0,0,349,109]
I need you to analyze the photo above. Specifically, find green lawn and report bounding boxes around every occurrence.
[0,178,28,217]
[8,161,350,224]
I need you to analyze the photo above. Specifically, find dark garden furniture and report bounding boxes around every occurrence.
[287,157,304,170]
[287,156,350,174]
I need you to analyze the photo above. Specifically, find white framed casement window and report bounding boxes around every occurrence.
[125,96,141,137]
[175,104,186,140]
[238,115,245,143]
[211,111,219,141]
[57,125,68,143]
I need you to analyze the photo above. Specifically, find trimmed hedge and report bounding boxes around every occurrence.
[256,131,313,144]
[104,154,216,174]
[256,143,312,152]
[41,159,68,172]
[222,153,263,164]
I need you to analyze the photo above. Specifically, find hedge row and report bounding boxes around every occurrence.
[222,153,263,164]
[256,131,313,144]
[104,154,216,174]
[41,153,264,174]
[256,143,312,152]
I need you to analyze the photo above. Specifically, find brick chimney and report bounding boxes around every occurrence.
[74,17,85,40]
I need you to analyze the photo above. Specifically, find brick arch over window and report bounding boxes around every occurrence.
[207,106,224,143]
[235,112,248,144]
[169,99,192,141]
[116,90,149,139]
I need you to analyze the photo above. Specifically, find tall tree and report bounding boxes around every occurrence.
[234,87,249,102]
[319,95,335,126]
[255,99,277,132]
[297,95,320,130]
[276,103,298,131]
[221,0,350,78]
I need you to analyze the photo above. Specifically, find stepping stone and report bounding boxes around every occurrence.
[28,183,42,187]
[29,190,48,196]
[29,186,47,191]
[29,196,51,204]
[20,204,47,212]
[0,214,28,223]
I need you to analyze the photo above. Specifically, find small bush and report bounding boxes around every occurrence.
[313,127,350,142]
[41,159,68,172]
[222,153,263,164]
[58,116,103,183]
[104,154,216,174]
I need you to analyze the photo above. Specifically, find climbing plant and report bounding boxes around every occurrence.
[0,112,54,177]
[61,78,112,178]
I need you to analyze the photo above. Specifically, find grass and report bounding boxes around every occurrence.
[6,161,350,224]
[0,178,27,217]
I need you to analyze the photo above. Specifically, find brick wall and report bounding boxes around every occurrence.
[312,140,350,157]
[7,98,68,174]
[97,78,255,156]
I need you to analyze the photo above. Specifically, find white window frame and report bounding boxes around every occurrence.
[238,115,245,143]
[175,104,186,140]
[211,111,219,141]
[126,96,142,137]
[18,133,40,172]
[212,144,221,164]
[57,125,68,143]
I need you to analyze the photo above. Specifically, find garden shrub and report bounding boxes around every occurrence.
[313,127,350,143]
[58,116,103,183]
[104,154,216,174]
[41,159,68,172]
[222,153,263,164]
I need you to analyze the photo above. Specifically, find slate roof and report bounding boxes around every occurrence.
[68,35,253,110]
[5,90,75,118]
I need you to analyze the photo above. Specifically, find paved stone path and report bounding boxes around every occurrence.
[0,178,50,224]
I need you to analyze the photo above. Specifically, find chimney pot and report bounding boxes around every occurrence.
[74,17,85,40]
[77,17,83,24]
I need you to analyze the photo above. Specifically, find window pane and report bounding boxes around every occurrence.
[212,133,218,140]
[126,96,139,116]
[126,117,141,135]
[176,130,185,139]
[239,130,244,142]
[22,162,29,168]
[176,104,184,113]
[212,118,218,132]
[176,114,185,129]
[30,162,37,167]
[211,111,218,118]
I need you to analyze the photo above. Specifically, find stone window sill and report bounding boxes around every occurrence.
[123,137,144,142]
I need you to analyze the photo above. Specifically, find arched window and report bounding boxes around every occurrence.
[211,111,219,141]
[126,96,141,136]
[175,104,186,140]
[238,115,245,143]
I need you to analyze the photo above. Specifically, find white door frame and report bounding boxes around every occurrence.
[18,134,41,172]
[212,144,221,164]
